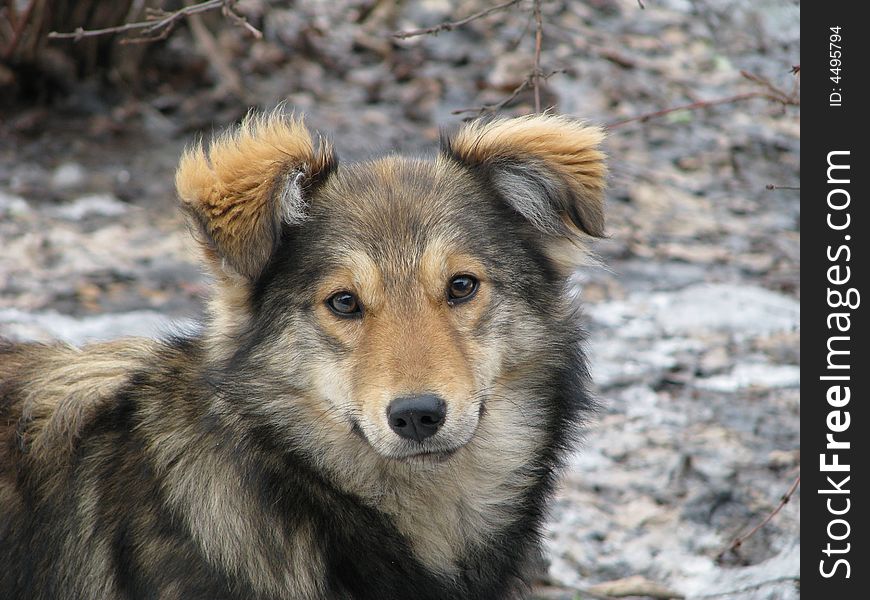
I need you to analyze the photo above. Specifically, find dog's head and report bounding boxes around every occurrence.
[177,113,605,462]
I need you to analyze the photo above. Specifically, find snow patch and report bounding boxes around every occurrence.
[0,308,197,345]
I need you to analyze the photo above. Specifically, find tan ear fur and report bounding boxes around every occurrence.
[176,111,335,280]
[444,114,607,238]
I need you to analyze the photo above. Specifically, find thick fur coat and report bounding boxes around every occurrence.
[0,113,607,599]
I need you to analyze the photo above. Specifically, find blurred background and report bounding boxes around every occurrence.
[1,1,799,598]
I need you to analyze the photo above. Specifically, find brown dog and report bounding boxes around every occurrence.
[1,113,606,599]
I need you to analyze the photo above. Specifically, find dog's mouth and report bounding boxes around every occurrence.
[402,447,458,463]
[350,420,367,441]
[350,419,465,463]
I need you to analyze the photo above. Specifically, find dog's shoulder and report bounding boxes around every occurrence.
[1,338,158,478]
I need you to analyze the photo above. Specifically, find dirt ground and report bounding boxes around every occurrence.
[1,1,800,598]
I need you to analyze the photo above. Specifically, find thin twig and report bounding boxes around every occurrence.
[607,69,799,129]
[452,69,564,116]
[506,9,534,52]
[47,0,260,43]
[48,0,221,41]
[739,70,794,103]
[607,92,763,129]
[220,0,261,39]
[452,80,530,116]
[532,0,543,113]
[766,184,800,191]
[717,474,800,562]
[393,0,523,39]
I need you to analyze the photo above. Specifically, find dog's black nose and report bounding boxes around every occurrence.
[387,395,446,442]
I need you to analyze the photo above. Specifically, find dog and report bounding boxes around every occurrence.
[0,112,606,599]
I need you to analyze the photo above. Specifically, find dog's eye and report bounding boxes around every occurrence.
[326,292,362,317]
[447,275,479,304]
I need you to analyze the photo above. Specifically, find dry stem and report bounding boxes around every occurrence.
[452,69,564,116]
[532,0,543,112]
[607,68,799,129]
[393,0,523,39]
[717,474,801,563]
[47,0,261,44]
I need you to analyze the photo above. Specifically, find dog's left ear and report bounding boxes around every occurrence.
[176,112,336,282]
[442,114,606,269]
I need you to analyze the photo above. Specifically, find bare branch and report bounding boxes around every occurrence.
[220,0,262,39]
[47,0,261,44]
[739,70,794,103]
[716,474,800,563]
[638,0,647,9]
[766,184,800,191]
[452,80,531,116]
[532,0,543,113]
[607,92,762,129]
[452,69,564,116]
[393,0,523,39]
[48,0,221,42]
[607,68,799,129]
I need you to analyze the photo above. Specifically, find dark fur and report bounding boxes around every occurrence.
[1,114,605,600]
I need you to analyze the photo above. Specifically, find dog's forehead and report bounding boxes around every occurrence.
[310,156,482,258]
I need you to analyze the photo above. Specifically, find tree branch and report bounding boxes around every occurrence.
[452,69,564,116]
[47,0,261,44]
[532,0,543,112]
[607,92,762,129]
[607,68,799,129]
[393,0,523,39]
[716,474,800,563]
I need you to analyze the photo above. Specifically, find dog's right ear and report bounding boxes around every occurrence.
[176,112,336,282]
